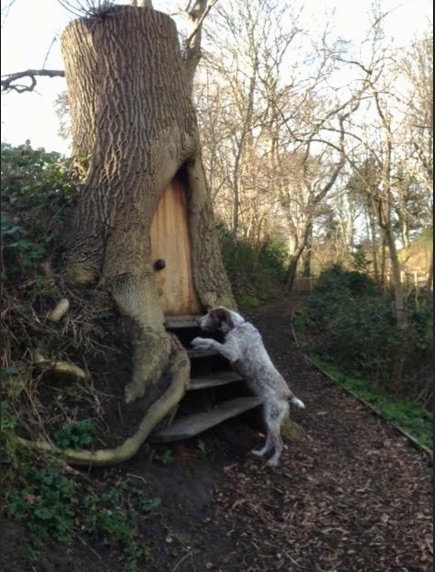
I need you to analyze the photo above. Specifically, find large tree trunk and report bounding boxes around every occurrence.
[60,5,235,408]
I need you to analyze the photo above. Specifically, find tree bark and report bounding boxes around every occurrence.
[302,224,313,277]
[61,5,235,404]
[285,254,300,292]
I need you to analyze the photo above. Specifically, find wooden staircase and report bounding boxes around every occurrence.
[149,318,263,443]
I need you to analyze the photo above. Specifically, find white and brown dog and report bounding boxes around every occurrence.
[191,307,305,466]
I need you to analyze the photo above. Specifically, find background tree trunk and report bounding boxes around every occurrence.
[61,5,235,403]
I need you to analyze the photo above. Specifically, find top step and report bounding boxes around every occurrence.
[187,348,220,359]
[165,315,202,329]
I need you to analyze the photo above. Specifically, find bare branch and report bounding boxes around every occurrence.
[184,0,218,46]
[1,69,65,93]
[1,0,16,28]
[182,0,219,93]
[42,37,58,70]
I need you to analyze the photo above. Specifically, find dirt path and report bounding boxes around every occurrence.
[2,297,432,572]
[207,298,433,572]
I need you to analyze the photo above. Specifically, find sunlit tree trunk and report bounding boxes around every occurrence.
[61,6,234,404]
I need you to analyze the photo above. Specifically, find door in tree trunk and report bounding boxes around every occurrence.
[150,172,202,317]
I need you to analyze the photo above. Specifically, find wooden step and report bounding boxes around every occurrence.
[149,396,263,443]
[188,370,243,390]
[187,348,220,359]
[165,315,202,329]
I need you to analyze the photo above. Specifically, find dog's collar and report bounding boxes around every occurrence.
[232,320,246,330]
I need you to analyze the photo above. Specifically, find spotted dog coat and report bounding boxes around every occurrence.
[191,307,305,466]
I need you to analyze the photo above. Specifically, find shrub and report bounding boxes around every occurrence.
[5,457,159,569]
[1,143,78,281]
[1,143,77,213]
[294,265,433,408]
[217,225,287,306]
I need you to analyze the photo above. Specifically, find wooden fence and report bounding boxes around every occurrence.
[292,277,319,293]
[394,271,430,290]
[292,271,430,294]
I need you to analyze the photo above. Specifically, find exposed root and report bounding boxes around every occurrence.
[47,298,70,322]
[124,328,171,404]
[108,272,172,404]
[32,350,87,379]
[20,336,189,466]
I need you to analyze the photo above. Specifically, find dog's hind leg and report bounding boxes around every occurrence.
[266,426,284,467]
[251,431,274,457]
[251,403,275,457]
[265,401,288,467]
[252,401,286,465]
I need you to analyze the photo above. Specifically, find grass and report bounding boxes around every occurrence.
[305,354,433,451]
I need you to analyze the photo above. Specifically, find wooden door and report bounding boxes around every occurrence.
[150,174,202,317]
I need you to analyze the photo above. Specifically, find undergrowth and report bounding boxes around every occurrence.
[305,355,433,451]
[0,143,148,568]
[218,225,287,308]
[294,265,433,410]
[3,449,160,571]
[1,368,161,571]
[293,265,433,451]
[0,142,132,449]
[1,142,78,283]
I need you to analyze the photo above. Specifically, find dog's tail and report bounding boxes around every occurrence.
[288,392,305,409]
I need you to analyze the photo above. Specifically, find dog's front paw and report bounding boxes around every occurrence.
[191,337,212,350]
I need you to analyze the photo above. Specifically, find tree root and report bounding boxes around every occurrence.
[47,298,70,322]
[124,328,171,404]
[32,350,87,379]
[21,337,190,466]
[109,272,172,404]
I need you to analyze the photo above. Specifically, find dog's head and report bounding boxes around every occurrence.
[198,307,242,334]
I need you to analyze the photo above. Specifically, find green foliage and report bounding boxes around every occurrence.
[237,294,263,309]
[82,479,159,571]
[294,265,433,408]
[1,143,78,281]
[1,214,47,281]
[6,462,77,542]
[1,143,77,212]
[350,243,371,272]
[53,420,95,450]
[153,448,174,466]
[0,400,24,488]
[195,439,207,458]
[5,458,160,571]
[307,356,433,450]
[218,225,288,306]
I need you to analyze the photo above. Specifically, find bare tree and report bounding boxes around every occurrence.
[399,30,433,289]
[277,121,350,291]
[1,0,16,28]
[195,0,365,289]
[334,9,417,328]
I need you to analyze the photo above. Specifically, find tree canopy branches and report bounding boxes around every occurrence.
[1,69,65,93]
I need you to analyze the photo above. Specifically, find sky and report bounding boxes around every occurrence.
[1,0,432,155]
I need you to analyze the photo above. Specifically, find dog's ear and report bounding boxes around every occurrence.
[213,307,235,329]
[212,307,227,324]
[223,309,235,329]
